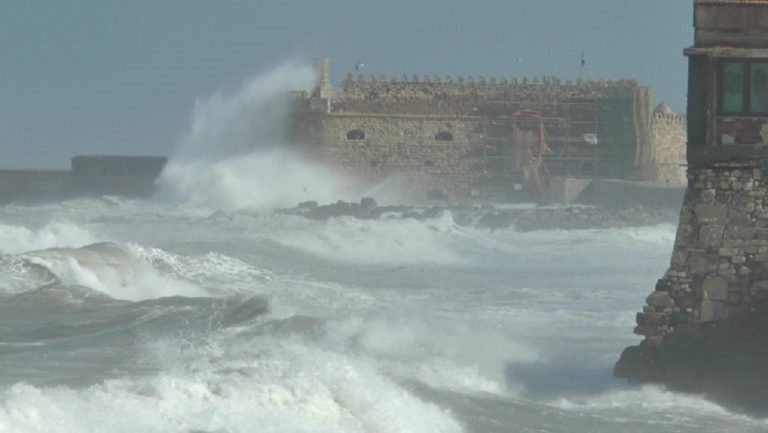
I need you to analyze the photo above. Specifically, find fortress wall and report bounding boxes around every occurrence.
[333,98,480,116]
[651,113,688,185]
[339,74,640,102]
[317,115,485,199]
[292,68,658,201]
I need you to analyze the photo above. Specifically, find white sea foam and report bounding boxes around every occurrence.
[0,222,95,255]
[0,199,741,433]
[323,315,537,396]
[549,385,768,428]
[275,212,468,266]
[134,245,272,296]
[0,335,464,433]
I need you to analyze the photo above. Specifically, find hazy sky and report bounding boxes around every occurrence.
[0,0,693,168]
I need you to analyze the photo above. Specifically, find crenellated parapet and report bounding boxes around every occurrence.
[653,112,687,124]
[338,72,640,102]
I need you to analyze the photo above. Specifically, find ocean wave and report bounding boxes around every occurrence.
[322,315,538,396]
[0,334,464,433]
[0,222,95,255]
[273,212,468,266]
[548,384,768,429]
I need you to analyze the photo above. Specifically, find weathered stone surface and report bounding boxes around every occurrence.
[699,224,724,246]
[703,276,729,301]
[636,312,666,326]
[617,157,768,415]
[647,291,674,308]
[688,252,719,274]
[671,250,689,268]
[700,299,715,322]
[694,202,728,223]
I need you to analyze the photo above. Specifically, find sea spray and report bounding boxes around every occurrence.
[0,221,96,255]
[158,62,355,211]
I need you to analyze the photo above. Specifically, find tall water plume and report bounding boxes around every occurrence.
[158,62,353,211]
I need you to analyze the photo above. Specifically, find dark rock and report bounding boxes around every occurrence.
[647,291,674,308]
[360,197,377,209]
[615,309,768,416]
[276,202,677,232]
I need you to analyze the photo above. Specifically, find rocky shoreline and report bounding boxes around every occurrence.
[277,198,679,231]
[614,307,768,416]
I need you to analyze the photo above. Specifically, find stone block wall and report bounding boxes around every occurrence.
[633,161,768,345]
[315,115,485,199]
[650,113,687,185]
[339,74,640,102]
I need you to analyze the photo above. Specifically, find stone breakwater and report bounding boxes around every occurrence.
[615,160,768,415]
[278,198,678,232]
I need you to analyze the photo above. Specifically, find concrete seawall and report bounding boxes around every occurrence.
[576,179,686,210]
[0,156,167,205]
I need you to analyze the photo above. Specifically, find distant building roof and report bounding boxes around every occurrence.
[655,102,673,115]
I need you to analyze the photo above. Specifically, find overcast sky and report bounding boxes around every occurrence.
[0,0,694,168]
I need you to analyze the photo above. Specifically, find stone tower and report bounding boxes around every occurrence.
[615,0,768,414]
[313,57,334,100]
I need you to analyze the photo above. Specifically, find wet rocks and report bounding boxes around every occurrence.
[278,199,676,232]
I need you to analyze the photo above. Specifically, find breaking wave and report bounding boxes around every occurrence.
[2,243,207,301]
[158,62,355,211]
[274,212,469,266]
[0,222,95,255]
[0,338,464,433]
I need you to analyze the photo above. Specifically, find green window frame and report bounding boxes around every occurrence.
[751,63,768,114]
[720,60,768,115]
[721,62,744,114]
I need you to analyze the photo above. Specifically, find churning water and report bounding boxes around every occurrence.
[0,64,764,432]
[0,202,763,433]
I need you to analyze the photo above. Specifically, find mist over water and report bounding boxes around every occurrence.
[159,62,354,211]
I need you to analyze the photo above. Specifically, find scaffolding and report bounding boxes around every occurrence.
[474,99,631,201]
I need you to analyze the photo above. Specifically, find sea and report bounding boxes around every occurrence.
[0,63,765,432]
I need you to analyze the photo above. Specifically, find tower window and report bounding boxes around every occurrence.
[719,61,768,115]
[751,63,768,113]
[347,130,365,140]
[435,131,454,141]
[722,63,744,114]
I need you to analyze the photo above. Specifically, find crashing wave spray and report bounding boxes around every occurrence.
[158,62,354,211]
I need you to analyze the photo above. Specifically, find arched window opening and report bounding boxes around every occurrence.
[347,130,365,140]
[435,131,453,141]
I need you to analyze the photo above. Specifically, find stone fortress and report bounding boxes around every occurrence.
[290,58,687,204]
[615,0,768,414]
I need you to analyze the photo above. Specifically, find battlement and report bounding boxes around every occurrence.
[653,112,687,123]
[338,72,640,101]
